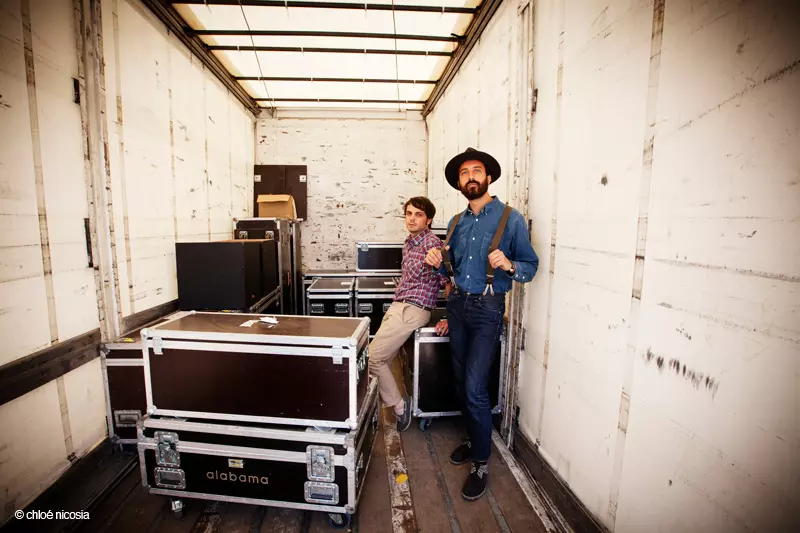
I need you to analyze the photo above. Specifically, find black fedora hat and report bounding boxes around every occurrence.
[445,147,501,190]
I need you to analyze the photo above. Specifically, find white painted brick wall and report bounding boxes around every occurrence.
[256,113,427,270]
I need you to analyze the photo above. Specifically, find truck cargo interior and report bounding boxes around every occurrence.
[0,0,798,532]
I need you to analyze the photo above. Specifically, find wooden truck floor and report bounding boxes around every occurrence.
[74,415,548,533]
[59,357,550,533]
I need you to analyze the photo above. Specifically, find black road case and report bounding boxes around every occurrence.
[141,312,370,430]
[137,377,379,525]
[101,311,190,448]
[355,242,404,272]
[176,240,280,312]
[302,270,401,315]
[354,277,397,338]
[401,310,505,431]
[306,278,355,318]
[233,218,302,315]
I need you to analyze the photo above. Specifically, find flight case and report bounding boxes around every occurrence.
[306,278,355,318]
[101,311,190,449]
[137,377,380,527]
[141,312,371,430]
[354,277,397,338]
[401,310,505,431]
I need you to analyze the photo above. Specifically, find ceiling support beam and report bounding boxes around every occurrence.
[255,98,426,104]
[172,1,476,14]
[423,0,504,116]
[209,45,452,56]
[140,0,260,115]
[237,76,438,84]
[192,30,462,42]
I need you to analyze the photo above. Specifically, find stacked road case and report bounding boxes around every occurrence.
[354,277,397,338]
[355,242,404,272]
[101,311,190,449]
[302,270,400,315]
[233,218,302,315]
[306,278,355,318]
[136,311,377,526]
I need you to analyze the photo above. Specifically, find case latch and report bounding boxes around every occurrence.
[332,346,343,365]
[359,243,369,252]
[155,431,180,468]
[358,302,373,314]
[153,337,164,355]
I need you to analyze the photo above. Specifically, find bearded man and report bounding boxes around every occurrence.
[425,148,539,501]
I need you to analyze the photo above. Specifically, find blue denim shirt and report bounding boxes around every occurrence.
[438,197,539,294]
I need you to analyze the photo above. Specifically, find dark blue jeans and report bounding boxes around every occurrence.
[446,287,505,462]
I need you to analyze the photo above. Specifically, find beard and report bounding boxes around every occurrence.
[459,178,489,200]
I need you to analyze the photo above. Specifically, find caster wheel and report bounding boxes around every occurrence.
[419,418,432,432]
[170,498,184,518]
[328,512,351,529]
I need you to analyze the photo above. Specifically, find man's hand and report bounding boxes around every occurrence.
[435,319,449,336]
[425,246,448,268]
[488,249,513,271]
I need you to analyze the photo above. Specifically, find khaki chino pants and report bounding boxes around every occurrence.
[367,302,430,408]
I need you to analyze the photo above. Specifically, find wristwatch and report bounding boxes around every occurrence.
[506,262,516,276]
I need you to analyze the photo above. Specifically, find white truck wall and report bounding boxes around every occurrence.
[426,0,520,221]
[104,0,255,318]
[256,113,426,269]
[427,0,799,531]
[0,0,255,524]
[0,0,106,522]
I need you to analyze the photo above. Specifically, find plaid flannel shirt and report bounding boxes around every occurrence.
[394,228,448,309]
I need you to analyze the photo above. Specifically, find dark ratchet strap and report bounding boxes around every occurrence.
[441,212,463,283]
[483,205,513,296]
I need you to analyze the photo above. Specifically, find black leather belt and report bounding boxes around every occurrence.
[398,299,433,312]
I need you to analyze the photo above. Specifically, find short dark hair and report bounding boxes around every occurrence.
[403,196,436,223]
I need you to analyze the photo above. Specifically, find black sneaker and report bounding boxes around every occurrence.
[461,461,488,501]
[395,397,412,432]
[449,440,472,465]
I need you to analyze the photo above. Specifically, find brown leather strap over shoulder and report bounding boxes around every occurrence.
[484,205,513,293]
[441,212,463,282]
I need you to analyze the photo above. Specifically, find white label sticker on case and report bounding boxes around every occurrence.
[239,320,258,327]
[384,282,394,285]
[341,282,350,285]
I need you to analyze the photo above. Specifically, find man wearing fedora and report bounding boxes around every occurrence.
[425,147,539,501]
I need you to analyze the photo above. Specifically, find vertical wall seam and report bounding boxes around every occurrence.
[111,0,135,316]
[607,0,666,527]
[22,0,59,345]
[87,0,122,341]
[55,376,75,462]
[505,1,536,446]
[228,96,234,222]
[168,45,179,244]
[536,0,566,442]
[74,0,110,361]
[204,70,211,241]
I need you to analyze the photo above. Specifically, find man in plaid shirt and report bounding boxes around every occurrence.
[368,197,451,431]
